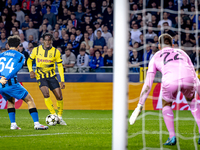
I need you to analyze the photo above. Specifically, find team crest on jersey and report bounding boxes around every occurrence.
[49,53,52,58]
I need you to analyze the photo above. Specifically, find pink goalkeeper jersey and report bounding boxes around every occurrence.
[148,47,196,82]
[138,46,196,105]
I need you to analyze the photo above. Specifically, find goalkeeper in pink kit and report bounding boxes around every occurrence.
[129,33,200,145]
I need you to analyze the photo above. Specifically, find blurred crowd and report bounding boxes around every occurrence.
[0,0,199,73]
[129,0,200,71]
[0,0,114,72]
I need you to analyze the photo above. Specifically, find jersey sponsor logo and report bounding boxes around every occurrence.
[4,52,15,57]
[152,83,200,110]
[37,58,53,63]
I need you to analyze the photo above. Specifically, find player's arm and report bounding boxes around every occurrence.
[139,57,157,105]
[27,47,37,78]
[5,55,25,80]
[129,57,157,125]
[56,49,65,89]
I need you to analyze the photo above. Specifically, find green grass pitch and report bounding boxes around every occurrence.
[0,110,199,150]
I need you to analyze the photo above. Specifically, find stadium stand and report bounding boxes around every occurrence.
[0,0,199,73]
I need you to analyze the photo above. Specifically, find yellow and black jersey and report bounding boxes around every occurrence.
[27,45,64,82]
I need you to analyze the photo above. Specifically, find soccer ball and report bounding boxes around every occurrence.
[46,114,58,126]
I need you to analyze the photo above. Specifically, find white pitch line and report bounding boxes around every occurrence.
[0,117,112,120]
[0,116,196,121]
[140,147,172,150]
[1,131,197,138]
[0,132,111,138]
[128,130,199,140]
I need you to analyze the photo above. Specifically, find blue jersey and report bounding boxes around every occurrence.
[0,50,25,80]
[0,50,27,100]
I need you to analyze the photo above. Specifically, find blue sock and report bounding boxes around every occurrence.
[7,108,15,123]
[29,108,39,122]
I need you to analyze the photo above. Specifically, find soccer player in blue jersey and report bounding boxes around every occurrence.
[0,35,48,130]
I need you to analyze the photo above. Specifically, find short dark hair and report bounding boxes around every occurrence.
[84,32,88,35]
[70,34,75,37]
[43,32,53,40]
[1,13,6,16]
[68,42,72,45]
[46,5,51,9]
[7,35,21,48]
[94,49,102,57]
[71,13,76,16]
[71,27,76,30]
[80,48,86,52]
[16,3,20,6]
[12,13,17,17]
[158,33,173,48]
[12,26,17,30]
[163,22,169,25]
[65,48,71,51]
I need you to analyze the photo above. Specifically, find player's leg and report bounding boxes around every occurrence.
[52,88,66,125]
[52,88,63,117]
[39,78,56,115]
[7,97,21,130]
[23,93,48,130]
[48,77,66,125]
[162,81,178,145]
[162,100,176,145]
[183,77,200,144]
[185,94,200,144]
[5,83,48,130]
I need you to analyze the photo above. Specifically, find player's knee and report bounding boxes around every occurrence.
[8,97,15,104]
[185,93,195,102]
[57,96,63,100]
[162,99,172,108]
[43,93,50,98]
[23,94,33,101]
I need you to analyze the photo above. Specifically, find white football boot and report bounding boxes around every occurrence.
[57,117,67,125]
[10,124,21,130]
[34,124,48,130]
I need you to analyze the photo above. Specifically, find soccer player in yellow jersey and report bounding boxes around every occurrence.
[27,33,66,125]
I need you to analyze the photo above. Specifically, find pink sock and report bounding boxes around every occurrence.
[189,98,200,133]
[162,106,175,138]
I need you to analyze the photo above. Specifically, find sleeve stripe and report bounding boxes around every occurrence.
[57,61,63,64]
[19,56,23,63]
[36,46,39,55]
[29,57,34,60]
[54,48,57,57]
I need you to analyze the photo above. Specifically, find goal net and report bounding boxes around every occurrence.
[112,0,200,149]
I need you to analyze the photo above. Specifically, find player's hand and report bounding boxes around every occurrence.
[129,103,143,125]
[0,76,7,85]
[60,82,65,89]
[30,71,36,79]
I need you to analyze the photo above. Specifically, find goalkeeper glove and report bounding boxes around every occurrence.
[129,103,143,125]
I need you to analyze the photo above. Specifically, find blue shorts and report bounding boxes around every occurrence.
[0,83,28,101]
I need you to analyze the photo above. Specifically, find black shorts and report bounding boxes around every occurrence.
[37,76,60,91]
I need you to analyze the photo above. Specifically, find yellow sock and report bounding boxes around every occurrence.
[57,100,63,117]
[44,98,56,115]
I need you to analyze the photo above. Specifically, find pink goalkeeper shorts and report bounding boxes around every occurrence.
[162,77,195,102]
